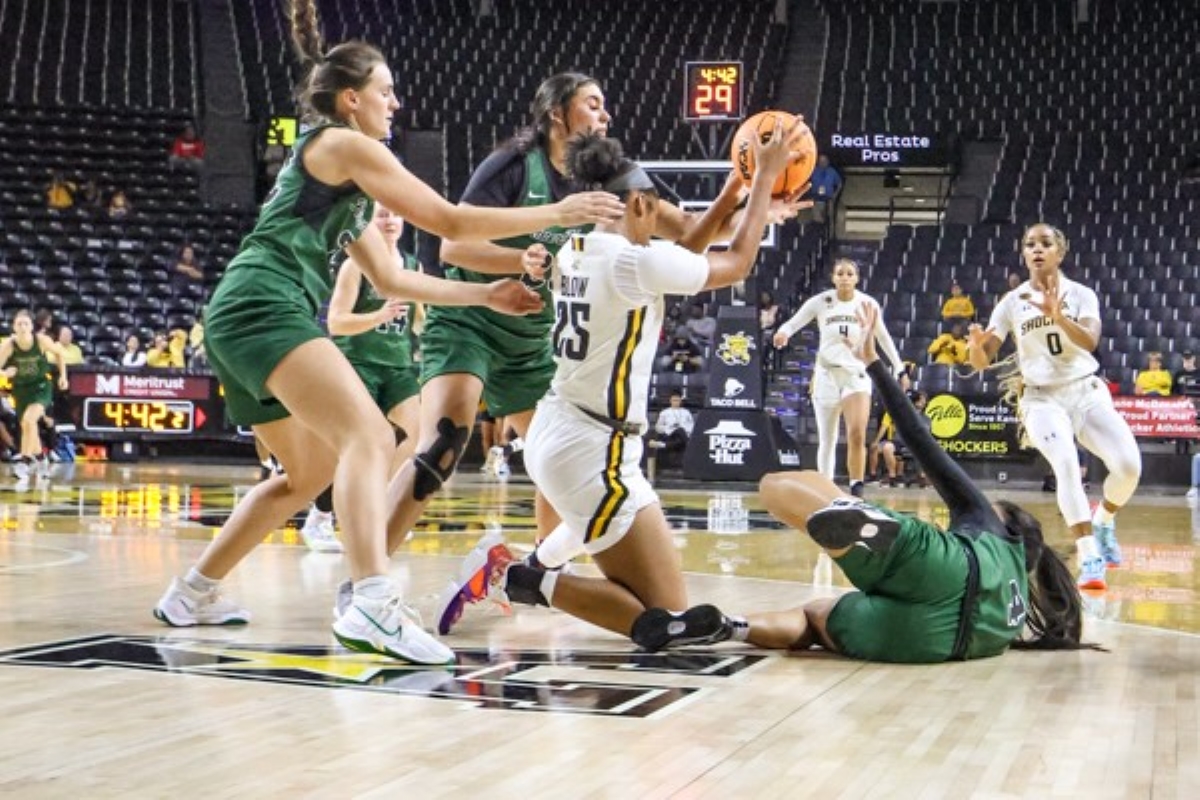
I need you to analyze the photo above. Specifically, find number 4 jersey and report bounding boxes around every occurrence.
[549,231,709,427]
[986,276,1100,388]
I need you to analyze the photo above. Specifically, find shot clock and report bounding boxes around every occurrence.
[683,61,743,122]
[83,398,198,434]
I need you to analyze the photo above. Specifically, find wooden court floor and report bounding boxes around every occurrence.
[1,460,1198,798]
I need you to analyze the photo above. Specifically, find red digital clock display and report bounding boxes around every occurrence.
[683,61,744,122]
[83,398,197,434]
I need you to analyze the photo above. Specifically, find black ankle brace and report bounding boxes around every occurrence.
[504,564,549,607]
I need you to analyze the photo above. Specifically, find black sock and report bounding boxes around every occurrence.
[314,485,334,514]
[504,564,550,607]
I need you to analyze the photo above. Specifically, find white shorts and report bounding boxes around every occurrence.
[811,362,872,407]
[524,395,658,556]
[1019,375,1114,432]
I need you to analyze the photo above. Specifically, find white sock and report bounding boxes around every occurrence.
[538,570,560,604]
[305,507,333,527]
[727,615,750,641]
[353,575,395,602]
[184,567,219,594]
[1076,535,1100,562]
[1093,505,1116,526]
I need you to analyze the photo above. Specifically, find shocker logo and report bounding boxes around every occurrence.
[717,331,756,366]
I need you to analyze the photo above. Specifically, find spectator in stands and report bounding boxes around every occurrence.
[759,290,783,341]
[172,243,204,287]
[1006,272,1022,293]
[107,189,132,220]
[79,179,104,212]
[33,309,55,339]
[650,391,694,470]
[188,312,207,369]
[1173,351,1200,398]
[967,222,1141,593]
[684,301,717,346]
[940,281,975,324]
[872,389,930,488]
[56,325,84,365]
[927,320,969,365]
[146,330,187,368]
[169,122,206,173]
[807,154,842,225]
[760,290,785,372]
[1134,351,1172,396]
[44,170,76,210]
[120,334,146,367]
[659,326,704,374]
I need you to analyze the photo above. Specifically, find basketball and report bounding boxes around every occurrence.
[730,110,817,197]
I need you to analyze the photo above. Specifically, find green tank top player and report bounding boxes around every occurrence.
[421,148,589,417]
[204,123,375,425]
[0,309,69,466]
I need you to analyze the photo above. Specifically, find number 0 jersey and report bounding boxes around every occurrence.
[549,232,708,427]
[986,276,1100,388]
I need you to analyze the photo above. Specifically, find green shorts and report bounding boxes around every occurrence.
[825,510,971,663]
[350,360,420,418]
[12,382,52,421]
[204,267,325,426]
[418,314,554,418]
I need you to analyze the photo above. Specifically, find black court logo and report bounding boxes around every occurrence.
[0,635,767,718]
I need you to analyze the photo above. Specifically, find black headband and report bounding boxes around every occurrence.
[602,161,656,194]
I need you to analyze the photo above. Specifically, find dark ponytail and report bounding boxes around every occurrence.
[287,0,385,124]
[994,500,1104,652]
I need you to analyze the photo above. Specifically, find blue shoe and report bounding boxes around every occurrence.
[1093,520,1122,567]
[1077,555,1107,591]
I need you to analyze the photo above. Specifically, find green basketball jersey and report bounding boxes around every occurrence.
[8,338,53,390]
[957,528,1031,659]
[226,124,374,314]
[333,252,419,368]
[426,149,590,347]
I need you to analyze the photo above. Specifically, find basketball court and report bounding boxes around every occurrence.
[1,461,1196,797]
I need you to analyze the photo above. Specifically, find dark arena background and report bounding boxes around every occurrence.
[0,1,1198,797]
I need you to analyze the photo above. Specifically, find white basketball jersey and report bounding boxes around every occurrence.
[986,276,1101,387]
[779,289,903,372]
[550,232,709,426]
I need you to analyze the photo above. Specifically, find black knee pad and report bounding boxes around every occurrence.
[412,417,469,500]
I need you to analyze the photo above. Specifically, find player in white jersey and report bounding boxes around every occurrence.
[773,259,903,496]
[967,223,1141,591]
[434,127,797,639]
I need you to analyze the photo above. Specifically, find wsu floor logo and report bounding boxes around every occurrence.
[0,634,766,718]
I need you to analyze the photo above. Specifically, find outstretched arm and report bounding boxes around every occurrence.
[856,306,994,527]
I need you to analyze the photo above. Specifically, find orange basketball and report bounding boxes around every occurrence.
[730,110,817,197]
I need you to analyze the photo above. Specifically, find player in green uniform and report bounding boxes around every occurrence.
[152,0,623,665]
[633,304,1090,663]
[0,309,69,480]
[383,73,810,570]
[299,202,425,553]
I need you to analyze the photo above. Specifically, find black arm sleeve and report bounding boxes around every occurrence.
[866,360,999,533]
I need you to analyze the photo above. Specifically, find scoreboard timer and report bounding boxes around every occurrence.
[83,398,199,434]
[683,61,743,122]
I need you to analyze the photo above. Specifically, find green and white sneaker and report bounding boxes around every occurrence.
[332,594,454,665]
[153,577,251,627]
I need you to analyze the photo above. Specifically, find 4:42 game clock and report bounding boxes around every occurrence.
[683,61,744,122]
[83,398,197,434]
